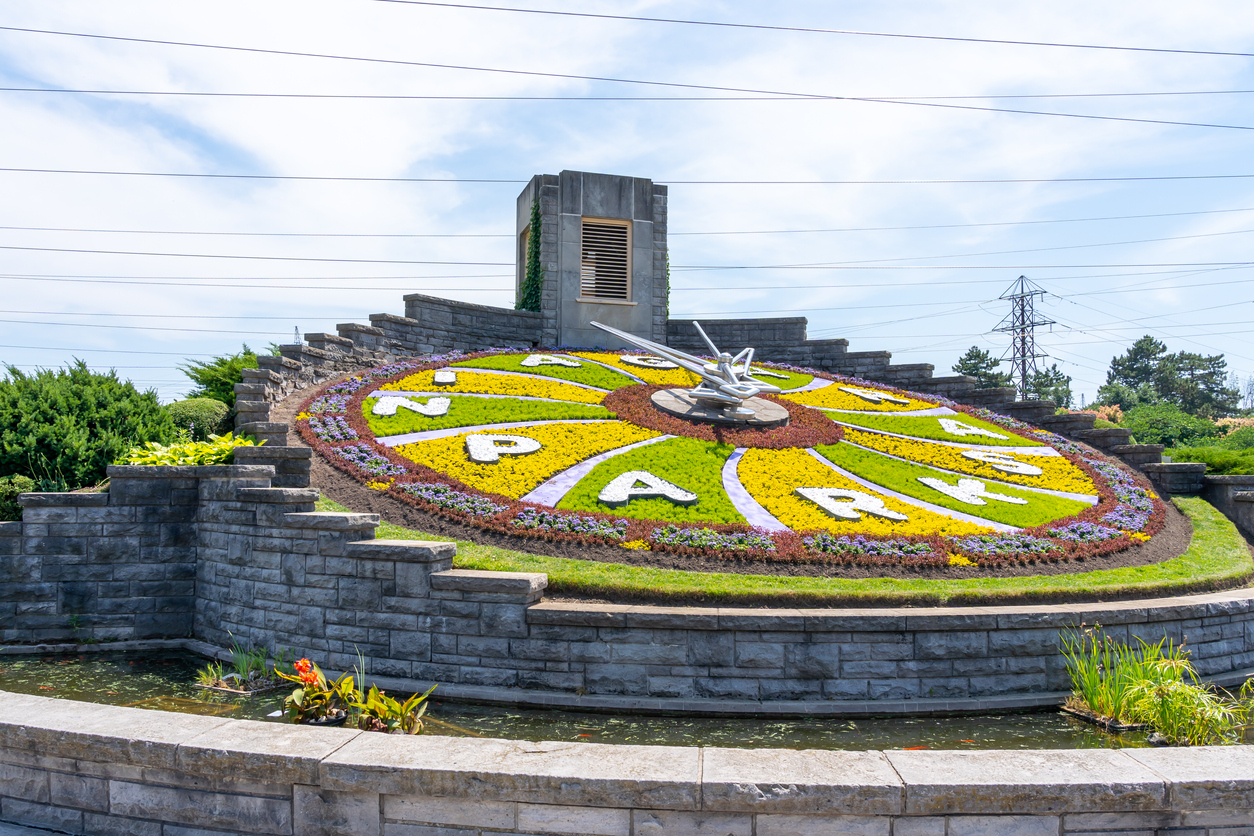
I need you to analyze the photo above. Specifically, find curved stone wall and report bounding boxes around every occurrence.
[0,691,1252,836]
[3,465,1253,713]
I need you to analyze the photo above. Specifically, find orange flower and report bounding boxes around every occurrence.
[294,658,312,674]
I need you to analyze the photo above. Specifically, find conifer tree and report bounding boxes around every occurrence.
[517,198,544,313]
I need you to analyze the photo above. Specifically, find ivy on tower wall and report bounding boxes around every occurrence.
[517,198,544,312]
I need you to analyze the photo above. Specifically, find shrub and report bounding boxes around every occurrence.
[120,433,260,466]
[1167,447,1254,476]
[0,362,175,490]
[0,473,35,521]
[1217,426,1254,451]
[1122,403,1222,448]
[180,344,271,408]
[166,398,232,441]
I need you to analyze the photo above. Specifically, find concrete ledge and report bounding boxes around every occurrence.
[282,512,380,530]
[233,447,313,460]
[0,693,1252,836]
[15,493,108,507]
[345,540,457,562]
[235,487,321,504]
[431,569,548,601]
[105,464,275,479]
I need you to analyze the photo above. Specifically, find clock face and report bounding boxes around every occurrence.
[297,350,1162,567]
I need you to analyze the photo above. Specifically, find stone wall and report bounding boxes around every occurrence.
[4,466,1253,712]
[1,690,1252,836]
[1203,475,1254,543]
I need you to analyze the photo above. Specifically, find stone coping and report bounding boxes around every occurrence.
[0,690,1251,818]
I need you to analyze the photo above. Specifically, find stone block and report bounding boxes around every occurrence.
[889,818,946,836]
[1,798,83,833]
[177,719,361,785]
[632,810,751,835]
[430,569,547,602]
[0,761,50,802]
[83,811,164,836]
[516,802,630,836]
[324,735,700,810]
[703,748,902,815]
[49,771,108,811]
[1125,746,1254,810]
[756,814,889,836]
[914,631,987,659]
[695,677,759,700]
[946,815,1060,836]
[886,750,1166,815]
[293,786,381,836]
[688,631,735,666]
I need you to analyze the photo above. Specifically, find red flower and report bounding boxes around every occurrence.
[294,658,312,674]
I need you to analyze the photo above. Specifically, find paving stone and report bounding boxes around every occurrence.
[702,748,902,815]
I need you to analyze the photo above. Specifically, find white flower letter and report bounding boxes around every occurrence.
[748,367,789,380]
[918,476,1028,506]
[372,396,451,417]
[619,355,679,369]
[794,487,908,521]
[433,369,457,385]
[960,450,1043,476]
[465,434,542,464]
[937,418,1007,440]
[521,354,581,368]
[839,386,910,405]
[598,471,698,507]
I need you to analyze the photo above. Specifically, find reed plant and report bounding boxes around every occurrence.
[1061,625,1254,745]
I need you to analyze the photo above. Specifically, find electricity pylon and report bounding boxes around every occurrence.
[993,275,1054,401]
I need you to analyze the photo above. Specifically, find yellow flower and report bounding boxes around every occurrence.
[781,383,936,413]
[842,428,1096,495]
[382,370,606,405]
[569,352,701,387]
[948,553,976,567]
[396,421,660,498]
[619,539,651,550]
[737,448,991,537]
[366,479,394,491]
[296,412,312,421]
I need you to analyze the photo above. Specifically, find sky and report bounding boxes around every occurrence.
[2,1,1253,405]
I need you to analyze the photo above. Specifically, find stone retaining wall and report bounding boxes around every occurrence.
[4,466,1253,713]
[0,690,1252,836]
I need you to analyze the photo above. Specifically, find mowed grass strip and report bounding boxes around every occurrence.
[314,496,1252,607]
[364,395,611,437]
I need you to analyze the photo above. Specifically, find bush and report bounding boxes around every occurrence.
[0,362,175,491]
[166,398,232,441]
[1218,426,1254,451]
[1122,403,1222,448]
[1167,447,1254,476]
[0,473,35,521]
[120,433,260,467]
[179,345,262,408]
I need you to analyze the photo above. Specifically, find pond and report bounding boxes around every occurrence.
[0,650,1150,750]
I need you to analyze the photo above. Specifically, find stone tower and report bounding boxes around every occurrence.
[515,171,668,349]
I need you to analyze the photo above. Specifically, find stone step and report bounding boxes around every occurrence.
[235,422,290,447]
[1141,462,1207,495]
[1072,428,1132,452]
[999,399,1057,425]
[235,487,321,504]
[1111,443,1164,468]
[283,511,379,531]
[1036,412,1097,435]
[233,446,312,488]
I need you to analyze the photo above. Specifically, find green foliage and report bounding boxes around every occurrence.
[1123,403,1222,448]
[1166,447,1254,476]
[1062,628,1253,745]
[816,443,1089,527]
[0,473,35,521]
[179,345,266,408]
[1102,336,1239,418]
[195,661,225,687]
[1218,426,1254,450]
[829,412,1045,448]
[166,398,232,441]
[1027,363,1072,408]
[558,437,744,524]
[277,660,358,724]
[516,199,544,312]
[363,396,612,438]
[0,361,175,491]
[353,683,437,734]
[452,354,635,389]
[120,432,260,466]
[1093,418,1119,429]
[952,345,1012,389]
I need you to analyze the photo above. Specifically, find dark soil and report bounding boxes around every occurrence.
[274,381,1198,584]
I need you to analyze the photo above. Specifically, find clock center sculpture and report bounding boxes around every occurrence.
[590,320,792,428]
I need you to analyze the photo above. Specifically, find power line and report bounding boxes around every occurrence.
[0,244,511,265]
[10,165,1254,186]
[7,208,1254,240]
[3,26,1252,131]
[0,310,339,320]
[5,84,1254,101]
[372,1,1254,59]
[0,344,216,356]
[0,319,292,334]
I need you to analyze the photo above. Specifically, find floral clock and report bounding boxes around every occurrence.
[296,350,1164,568]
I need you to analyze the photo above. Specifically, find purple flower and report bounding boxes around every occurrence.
[332,444,406,476]
[513,509,627,540]
[804,533,932,556]
[1046,521,1122,542]
[651,525,776,552]
[401,483,507,518]
[953,533,1061,556]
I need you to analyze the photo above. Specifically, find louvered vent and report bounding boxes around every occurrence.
[580,221,630,300]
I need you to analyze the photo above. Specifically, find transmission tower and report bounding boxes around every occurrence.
[993,275,1054,401]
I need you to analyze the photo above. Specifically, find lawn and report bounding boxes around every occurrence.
[315,495,1252,607]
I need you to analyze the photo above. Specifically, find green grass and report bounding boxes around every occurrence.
[817,442,1090,527]
[362,395,611,437]
[451,353,635,389]
[747,366,813,391]
[315,495,1253,606]
[556,437,743,525]
[827,411,1046,447]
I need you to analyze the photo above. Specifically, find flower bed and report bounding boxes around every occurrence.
[296,349,1168,570]
[829,411,1047,448]
[363,395,611,438]
[452,353,636,389]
